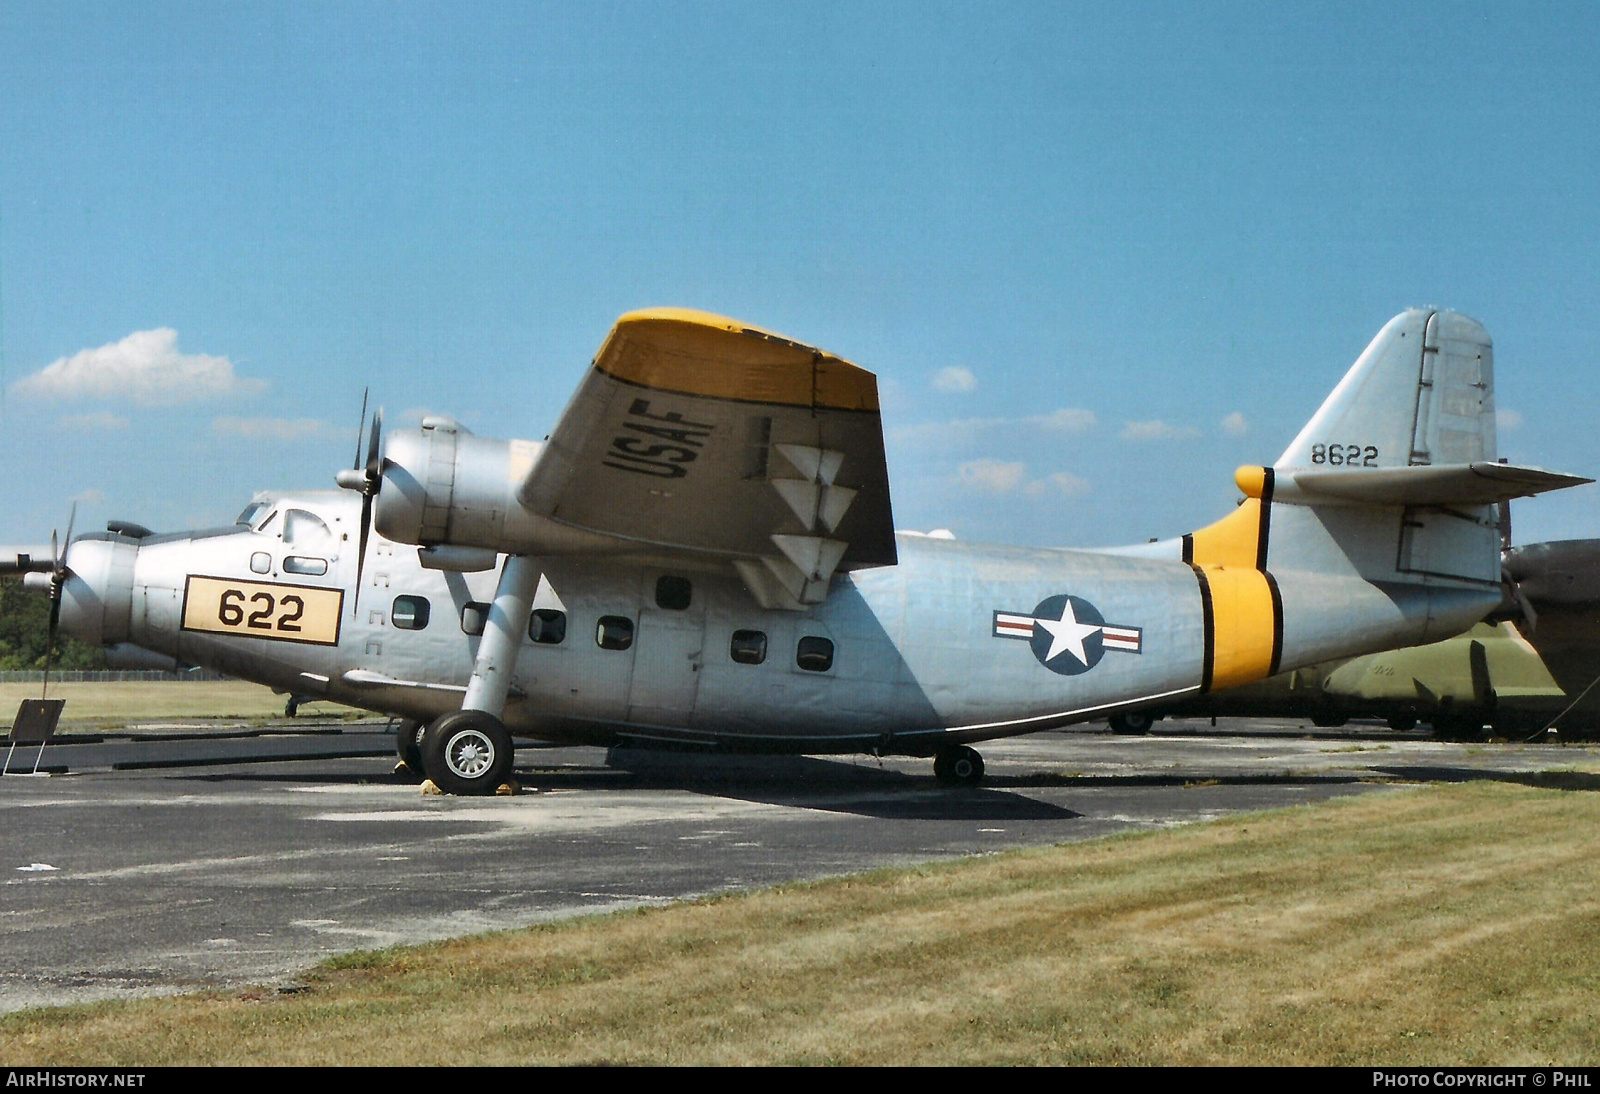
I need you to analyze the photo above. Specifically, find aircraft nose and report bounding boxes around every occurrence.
[56,535,140,646]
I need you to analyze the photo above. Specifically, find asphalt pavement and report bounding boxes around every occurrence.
[2,716,1594,1013]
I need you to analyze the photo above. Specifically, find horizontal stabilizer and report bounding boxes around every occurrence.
[1280,462,1590,506]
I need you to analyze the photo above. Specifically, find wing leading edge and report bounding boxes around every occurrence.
[520,309,897,608]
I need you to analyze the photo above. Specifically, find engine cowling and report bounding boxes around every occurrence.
[374,418,542,549]
[56,535,139,646]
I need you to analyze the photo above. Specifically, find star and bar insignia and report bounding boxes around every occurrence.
[993,594,1142,676]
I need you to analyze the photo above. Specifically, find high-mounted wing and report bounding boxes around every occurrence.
[520,308,896,608]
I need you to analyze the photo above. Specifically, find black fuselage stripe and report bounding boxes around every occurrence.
[1191,565,1215,693]
[1265,570,1285,678]
[1256,468,1275,570]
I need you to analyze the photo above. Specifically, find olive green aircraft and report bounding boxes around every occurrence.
[2,308,1588,793]
[1118,538,1600,739]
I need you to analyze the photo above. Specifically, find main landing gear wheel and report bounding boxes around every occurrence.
[1108,711,1154,735]
[393,719,425,773]
[933,745,985,786]
[421,710,514,796]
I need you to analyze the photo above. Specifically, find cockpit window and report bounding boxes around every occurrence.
[235,501,271,527]
[283,509,333,551]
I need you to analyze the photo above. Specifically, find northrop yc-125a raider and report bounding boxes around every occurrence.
[4,309,1586,793]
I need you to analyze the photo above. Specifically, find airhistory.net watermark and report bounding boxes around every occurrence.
[5,1074,145,1088]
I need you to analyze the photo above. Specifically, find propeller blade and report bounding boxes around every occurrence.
[366,407,383,484]
[1516,584,1539,634]
[353,492,373,617]
[352,408,382,616]
[353,387,369,471]
[42,506,74,700]
[43,573,62,698]
[60,503,76,574]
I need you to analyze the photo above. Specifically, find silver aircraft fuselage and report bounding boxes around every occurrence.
[62,488,1496,756]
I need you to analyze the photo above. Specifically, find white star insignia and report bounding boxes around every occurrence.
[1035,599,1103,666]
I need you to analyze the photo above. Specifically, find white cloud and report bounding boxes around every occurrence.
[58,411,129,431]
[13,329,265,405]
[1042,471,1090,497]
[933,366,977,393]
[1496,408,1524,430]
[1034,407,1097,432]
[212,416,342,442]
[958,458,1027,492]
[70,488,105,505]
[1221,411,1248,436]
[957,460,1089,497]
[1120,419,1200,442]
[890,406,1097,444]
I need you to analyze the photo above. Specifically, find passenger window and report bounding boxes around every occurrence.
[250,552,271,575]
[461,601,490,636]
[529,608,567,645]
[596,615,634,651]
[796,636,834,673]
[282,555,328,576]
[392,595,430,631]
[655,575,692,611]
[730,629,767,665]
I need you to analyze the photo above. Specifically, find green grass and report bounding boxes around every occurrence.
[0,681,365,729]
[3,779,1598,1065]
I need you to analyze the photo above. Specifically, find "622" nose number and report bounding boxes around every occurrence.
[181,575,344,647]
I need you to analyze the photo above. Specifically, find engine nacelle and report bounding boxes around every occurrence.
[57,535,139,646]
[374,418,542,549]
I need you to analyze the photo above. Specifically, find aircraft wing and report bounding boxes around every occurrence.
[519,308,896,608]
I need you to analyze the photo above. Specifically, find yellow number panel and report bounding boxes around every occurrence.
[180,575,344,647]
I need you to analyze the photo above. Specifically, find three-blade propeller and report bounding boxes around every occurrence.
[335,393,384,615]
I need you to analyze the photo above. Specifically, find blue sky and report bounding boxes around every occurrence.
[2,2,1598,549]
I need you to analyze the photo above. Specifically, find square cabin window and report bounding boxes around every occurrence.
[654,575,692,611]
[250,552,271,575]
[596,615,634,651]
[392,595,430,631]
[529,608,567,645]
[796,635,834,673]
[461,601,490,636]
[730,629,767,665]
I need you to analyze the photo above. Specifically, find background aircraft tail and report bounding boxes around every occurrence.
[1173,309,1586,690]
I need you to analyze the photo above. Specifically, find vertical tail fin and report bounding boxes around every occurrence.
[1276,309,1495,473]
[1173,309,1586,691]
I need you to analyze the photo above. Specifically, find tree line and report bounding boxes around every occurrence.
[0,581,108,671]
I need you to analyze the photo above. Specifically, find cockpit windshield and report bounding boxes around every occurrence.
[235,501,271,528]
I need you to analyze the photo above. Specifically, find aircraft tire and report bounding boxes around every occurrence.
[1108,711,1153,735]
[934,745,984,786]
[394,719,425,771]
[421,710,514,796]
[1387,714,1418,732]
